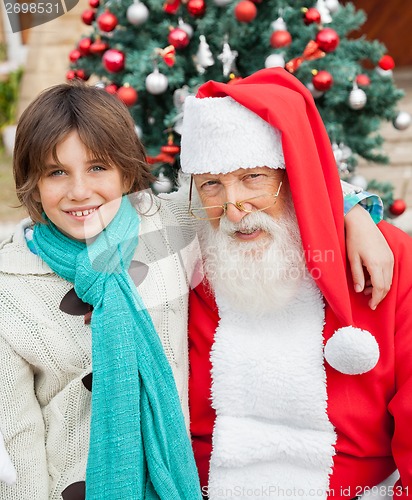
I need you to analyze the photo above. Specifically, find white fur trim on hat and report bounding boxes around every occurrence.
[324,326,380,375]
[180,96,285,175]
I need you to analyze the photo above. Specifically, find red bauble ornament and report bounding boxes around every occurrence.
[164,0,180,14]
[234,0,257,22]
[168,27,190,49]
[304,7,321,25]
[105,83,118,94]
[315,28,340,53]
[270,30,292,48]
[97,11,118,32]
[78,37,92,56]
[187,0,205,17]
[102,49,125,73]
[356,74,371,87]
[389,199,406,216]
[89,0,99,7]
[69,49,82,62]
[66,70,76,80]
[312,70,333,91]
[81,9,95,25]
[117,85,138,107]
[89,39,109,55]
[378,55,395,71]
[75,69,89,81]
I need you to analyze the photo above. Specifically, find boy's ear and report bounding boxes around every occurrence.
[32,188,41,203]
[123,176,134,194]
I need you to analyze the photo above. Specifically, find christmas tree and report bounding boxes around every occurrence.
[68,0,410,215]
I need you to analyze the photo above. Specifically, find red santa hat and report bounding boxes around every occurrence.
[180,67,379,375]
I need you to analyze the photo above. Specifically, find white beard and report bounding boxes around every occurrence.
[198,203,308,315]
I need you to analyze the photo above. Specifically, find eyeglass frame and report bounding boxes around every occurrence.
[188,172,284,221]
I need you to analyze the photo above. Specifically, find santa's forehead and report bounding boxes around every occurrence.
[193,166,284,181]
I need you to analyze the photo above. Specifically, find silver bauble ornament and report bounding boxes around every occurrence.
[306,82,324,99]
[126,1,149,26]
[393,111,411,131]
[348,86,367,110]
[145,68,168,95]
[349,174,368,191]
[271,16,287,32]
[134,124,143,138]
[178,17,193,38]
[94,80,105,89]
[265,53,285,68]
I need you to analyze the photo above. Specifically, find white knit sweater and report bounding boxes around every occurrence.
[0,196,198,499]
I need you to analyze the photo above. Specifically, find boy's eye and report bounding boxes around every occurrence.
[49,169,65,177]
[90,165,106,172]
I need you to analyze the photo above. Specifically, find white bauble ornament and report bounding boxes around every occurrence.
[271,16,287,31]
[393,111,412,131]
[375,67,393,79]
[306,82,324,99]
[349,174,368,191]
[348,84,367,110]
[178,17,193,38]
[332,142,352,175]
[145,68,168,95]
[325,0,340,13]
[264,53,285,68]
[134,124,142,138]
[127,1,149,26]
[213,0,232,5]
[153,172,173,193]
[94,80,105,89]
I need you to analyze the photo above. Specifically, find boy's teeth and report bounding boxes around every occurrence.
[71,208,97,216]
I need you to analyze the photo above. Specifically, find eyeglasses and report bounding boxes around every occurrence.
[188,175,283,221]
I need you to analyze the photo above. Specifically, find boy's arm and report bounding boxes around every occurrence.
[342,180,393,310]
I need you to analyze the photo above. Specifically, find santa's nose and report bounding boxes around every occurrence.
[224,202,247,223]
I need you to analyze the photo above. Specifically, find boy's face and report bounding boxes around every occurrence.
[36,130,128,241]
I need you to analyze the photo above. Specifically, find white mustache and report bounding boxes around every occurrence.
[219,210,279,238]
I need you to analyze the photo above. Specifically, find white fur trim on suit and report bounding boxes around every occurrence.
[324,326,380,375]
[208,276,336,499]
[180,96,285,175]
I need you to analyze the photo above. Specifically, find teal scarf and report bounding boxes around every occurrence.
[33,197,201,499]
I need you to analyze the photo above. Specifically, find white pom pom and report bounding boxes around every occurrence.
[324,326,379,375]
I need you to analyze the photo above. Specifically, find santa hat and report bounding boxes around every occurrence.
[180,67,379,375]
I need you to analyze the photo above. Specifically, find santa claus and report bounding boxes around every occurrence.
[180,68,412,499]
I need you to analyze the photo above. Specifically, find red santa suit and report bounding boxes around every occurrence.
[180,68,412,499]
